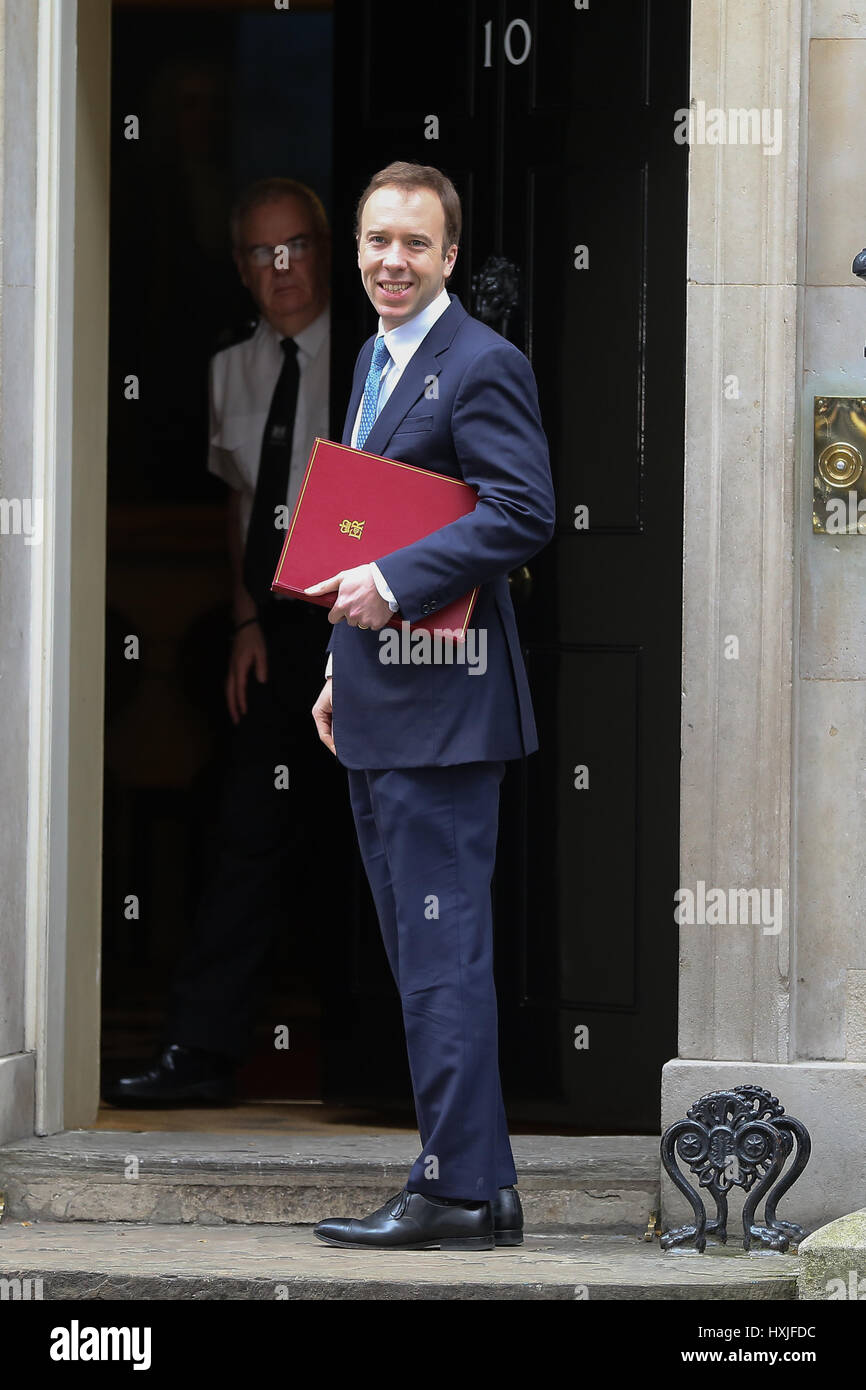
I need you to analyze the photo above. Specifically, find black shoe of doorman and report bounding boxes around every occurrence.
[101,1043,235,1107]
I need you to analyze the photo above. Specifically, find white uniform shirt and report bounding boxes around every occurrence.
[207,306,330,542]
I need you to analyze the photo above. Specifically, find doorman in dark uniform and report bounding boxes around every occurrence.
[104,178,336,1105]
[307,162,555,1249]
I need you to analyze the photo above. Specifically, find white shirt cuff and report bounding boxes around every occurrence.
[325,653,333,679]
[370,562,400,611]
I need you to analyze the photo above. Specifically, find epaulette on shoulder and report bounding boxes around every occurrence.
[211,317,259,356]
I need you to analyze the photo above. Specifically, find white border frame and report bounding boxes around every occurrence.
[26,0,78,1134]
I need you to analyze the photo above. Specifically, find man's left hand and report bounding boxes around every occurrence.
[305,563,393,630]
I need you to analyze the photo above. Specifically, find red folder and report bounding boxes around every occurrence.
[271,437,479,636]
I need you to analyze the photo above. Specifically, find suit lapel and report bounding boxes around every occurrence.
[341,293,467,454]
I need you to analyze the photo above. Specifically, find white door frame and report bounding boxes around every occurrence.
[25,0,110,1135]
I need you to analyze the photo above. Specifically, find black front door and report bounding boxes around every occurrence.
[324,0,689,1132]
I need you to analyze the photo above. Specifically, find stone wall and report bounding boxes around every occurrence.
[795,11,866,1065]
[664,0,866,1230]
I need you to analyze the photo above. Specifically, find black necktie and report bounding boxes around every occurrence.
[243,336,300,606]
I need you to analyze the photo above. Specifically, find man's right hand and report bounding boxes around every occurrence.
[226,621,267,724]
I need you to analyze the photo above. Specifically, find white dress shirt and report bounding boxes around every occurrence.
[324,286,452,680]
[207,306,330,542]
[350,285,452,449]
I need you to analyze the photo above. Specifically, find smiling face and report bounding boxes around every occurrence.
[234,194,330,336]
[357,185,458,331]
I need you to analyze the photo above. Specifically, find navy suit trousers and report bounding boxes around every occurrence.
[347,761,518,1202]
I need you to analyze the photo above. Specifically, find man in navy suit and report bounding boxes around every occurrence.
[307,162,555,1250]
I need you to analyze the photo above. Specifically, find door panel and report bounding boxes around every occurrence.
[326,0,689,1130]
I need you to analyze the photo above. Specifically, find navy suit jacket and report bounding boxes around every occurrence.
[327,291,555,769]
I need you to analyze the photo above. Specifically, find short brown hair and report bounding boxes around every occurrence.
[354,161,461,258]
[230,177,330,249]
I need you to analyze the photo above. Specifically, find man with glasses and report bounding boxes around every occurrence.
[104,178,338,1106]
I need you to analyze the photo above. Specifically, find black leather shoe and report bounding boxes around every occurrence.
[493,1185,524,1246]
[101,1043,235,1107]
[314,1187,495,1250]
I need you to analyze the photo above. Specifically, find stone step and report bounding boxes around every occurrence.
[0,1131,661,1232]
[0,1221,800,1300]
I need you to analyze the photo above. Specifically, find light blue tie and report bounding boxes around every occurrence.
[356,336,391,449]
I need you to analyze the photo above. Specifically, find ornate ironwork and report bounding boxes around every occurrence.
[660,1085,811,1253]
[471,256,521,337]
